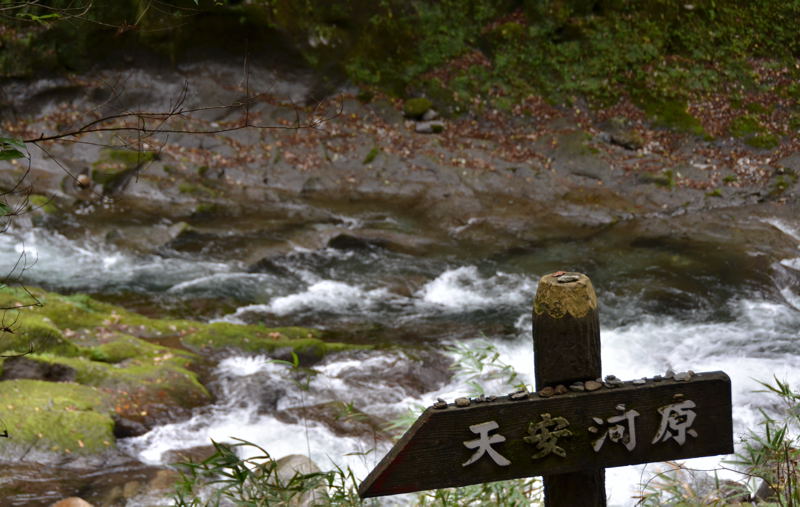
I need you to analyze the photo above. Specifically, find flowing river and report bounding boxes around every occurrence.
[1,204,799,505]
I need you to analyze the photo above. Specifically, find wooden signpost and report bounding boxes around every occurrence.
[359,272,733,505]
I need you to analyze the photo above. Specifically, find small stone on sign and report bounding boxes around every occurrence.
[433,398,448,409]
[653,375,663,382]
[633,378,646,385]
[556,274,580,284]
[538,386,555,398]
[486,395,497,402]
[665,369,675,378]
[554,384,568,395]
[455,397,470,407]
[674,371,691,382]
[585,380,603,392]
[569,382,585,392]
[604,375,618,382]
[510,390,529,401]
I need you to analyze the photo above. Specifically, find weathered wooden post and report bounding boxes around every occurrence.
[358,272,733,503]
[533,272,605,506]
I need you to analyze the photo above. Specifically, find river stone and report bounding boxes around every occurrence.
[274,455,324,506]
[415,120,445,134]
[112,413,149,438]
[585,380,602,391]
[554,384,568,395]
[455,397,470,407]
[421,109,440,121]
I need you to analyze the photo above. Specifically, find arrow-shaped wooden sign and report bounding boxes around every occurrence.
[359,371,732,497]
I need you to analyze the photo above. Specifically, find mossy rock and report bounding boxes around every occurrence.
[638,96,707,137]
[22,349,209,422]
[0,379,115,456]
[86,334,171,363]
[91,149,157,190]
[745,133,780,150]
[729,114,765,137]
[1,314,81,357]
[181,322,368,364]
[403,97,433,119]
[0,286,193,338]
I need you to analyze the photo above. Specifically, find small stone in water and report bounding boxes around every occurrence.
[585,380,603,391]
[455,397,470,407]
[538,386,555,398]
[433,398,448,409]
[569,382,585,392]
[554,385,568,395]
[633,378,646,385]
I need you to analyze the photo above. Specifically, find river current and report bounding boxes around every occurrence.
[1,211,799,505]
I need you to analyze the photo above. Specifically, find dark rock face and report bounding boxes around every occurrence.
[0,356,77,382]
[275,401,392,441]
[112,414,149,438]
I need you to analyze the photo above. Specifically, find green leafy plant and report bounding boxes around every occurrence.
[445,338,523,396]
[172,438,364,506]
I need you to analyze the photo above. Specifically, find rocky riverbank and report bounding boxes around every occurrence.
[1,56,798,262]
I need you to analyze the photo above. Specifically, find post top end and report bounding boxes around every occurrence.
[534,272,597,318]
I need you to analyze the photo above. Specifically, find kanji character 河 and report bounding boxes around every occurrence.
[588,403,640,452]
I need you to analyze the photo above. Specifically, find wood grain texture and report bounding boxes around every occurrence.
[358,372,733,498]
[533,272,605,506]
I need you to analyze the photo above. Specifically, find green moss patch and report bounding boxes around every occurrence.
[637,96,707,137]
[0,313,81,357]
[181,322,367,363]
[0,379,114,455]
[403,97,433,118]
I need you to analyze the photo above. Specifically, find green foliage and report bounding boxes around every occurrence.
[446,338,523,396]
[173,438,368,507]
[0,138,27,161]
[3,0,799,120]
[361,146,380,165]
